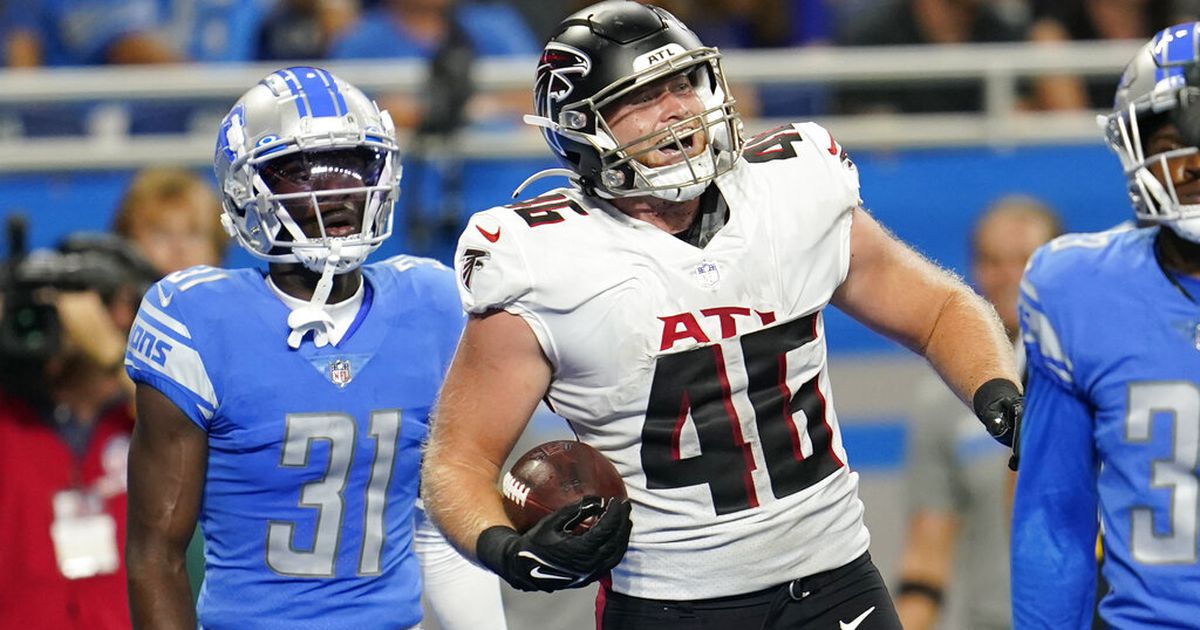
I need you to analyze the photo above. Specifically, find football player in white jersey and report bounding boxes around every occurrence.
[422,3,1023,629]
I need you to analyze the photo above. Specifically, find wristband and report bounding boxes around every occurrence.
[475,525,519,575]
[897,579,944,606]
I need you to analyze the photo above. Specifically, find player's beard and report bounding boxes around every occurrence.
[631,124,708,168]
[625,124,715,202]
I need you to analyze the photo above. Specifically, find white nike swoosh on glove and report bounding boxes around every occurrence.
[529,566,572,581]
[839,606,876,630]
[517,551,574,581]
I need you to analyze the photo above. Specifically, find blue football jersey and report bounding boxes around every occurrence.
[125,257,464,630]
[1014,227,1200,629]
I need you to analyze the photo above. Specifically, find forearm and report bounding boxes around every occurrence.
[422,439,513,560]
[127,539,196,630]
[832,209,1019,402]
[126,386,208,630]
[895,511,957,630]
[921,288,1020,404]
[422,311,552,558]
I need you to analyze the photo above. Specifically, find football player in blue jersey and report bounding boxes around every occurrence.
[1013,23,1200,629]
[123,66,506,630]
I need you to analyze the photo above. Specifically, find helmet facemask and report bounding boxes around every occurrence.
[224,137,399,274]
[215,67,402,276]
[1107,89,1200,241]
[245,145,397,273]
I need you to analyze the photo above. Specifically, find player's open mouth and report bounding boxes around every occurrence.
[653,132,700,164]
[318,210,359,237]
[1175,183,1200,205]
[661,131,696,153]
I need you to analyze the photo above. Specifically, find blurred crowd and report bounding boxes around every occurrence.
[0,2,1174,628]
[3,0,1200,138]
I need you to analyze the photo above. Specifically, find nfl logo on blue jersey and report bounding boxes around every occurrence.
[329,359,353,387]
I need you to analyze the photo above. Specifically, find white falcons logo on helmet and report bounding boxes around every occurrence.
[535,43,592,109]
[535,43,592,158]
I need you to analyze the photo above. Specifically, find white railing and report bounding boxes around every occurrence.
[0,40,1142,171]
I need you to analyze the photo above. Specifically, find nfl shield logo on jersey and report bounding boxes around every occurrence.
[1194,322,1200,351]
[695,260,721,290]
[329,359,353,388]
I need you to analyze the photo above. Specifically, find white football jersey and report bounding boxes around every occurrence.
[455,122,871,600]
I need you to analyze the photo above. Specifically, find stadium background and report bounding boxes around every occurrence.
[0,1,1144,628]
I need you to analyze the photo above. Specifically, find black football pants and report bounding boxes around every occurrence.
[597,552,902,630]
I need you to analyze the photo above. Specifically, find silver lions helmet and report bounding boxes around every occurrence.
[1104,22,1200,241]
[214,66,401,273]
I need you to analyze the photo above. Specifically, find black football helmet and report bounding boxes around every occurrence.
[520,1,742,201]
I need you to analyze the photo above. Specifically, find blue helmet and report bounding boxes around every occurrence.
[214,66,401,274]
[1104,22,1200,239]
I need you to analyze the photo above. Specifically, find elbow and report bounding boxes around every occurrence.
[912,289,959,356]
[124,530,186,584]
[420,440,453,515]
[124,541,157,591]
[916,287,995,356]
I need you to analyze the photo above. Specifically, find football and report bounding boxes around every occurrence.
[501,440,627,534]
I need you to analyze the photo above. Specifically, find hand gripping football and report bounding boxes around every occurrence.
[501,440,627,534]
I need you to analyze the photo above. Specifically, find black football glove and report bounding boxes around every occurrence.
[476,496,632,593]
[972,378,1024,470]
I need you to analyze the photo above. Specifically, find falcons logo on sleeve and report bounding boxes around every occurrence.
[460,248,490,290]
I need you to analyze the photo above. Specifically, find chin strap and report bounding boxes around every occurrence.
[287,241,342,349]
[511,168,581,198]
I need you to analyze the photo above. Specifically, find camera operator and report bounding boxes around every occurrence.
[0,228,158,630]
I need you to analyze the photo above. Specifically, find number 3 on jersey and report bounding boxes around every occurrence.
[1125,382,1200,564]
[266,410,401,577]
[641,313,843,515]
